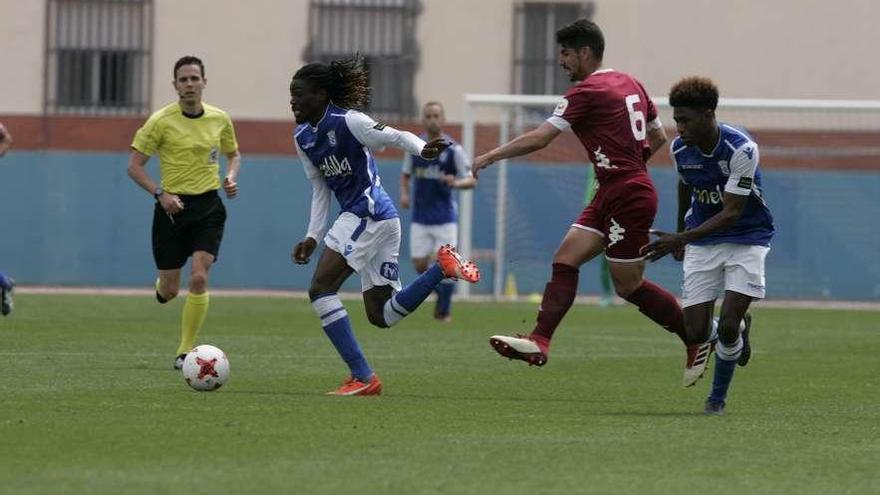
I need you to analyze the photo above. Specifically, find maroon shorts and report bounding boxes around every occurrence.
[574,175,658,262]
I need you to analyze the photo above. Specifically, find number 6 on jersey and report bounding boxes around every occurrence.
[625,94,646,140]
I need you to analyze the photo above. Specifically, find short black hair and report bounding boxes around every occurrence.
[555,18,605,60]
[669,76,719,110]
[174,56,205,79]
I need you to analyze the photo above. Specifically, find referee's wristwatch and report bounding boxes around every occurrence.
[153,187,164,199]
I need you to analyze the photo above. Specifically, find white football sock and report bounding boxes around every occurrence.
[382,293,409,328]
[716,335,743,362]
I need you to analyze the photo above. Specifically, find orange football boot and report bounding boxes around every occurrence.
[437,244,480,283]
[326,374,383,396]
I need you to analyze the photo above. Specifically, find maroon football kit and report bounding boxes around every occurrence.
[546,69,663,261]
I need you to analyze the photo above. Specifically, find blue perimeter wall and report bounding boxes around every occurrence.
[1,150,878,300]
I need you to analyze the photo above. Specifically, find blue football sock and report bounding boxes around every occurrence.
[709,357,737,403]
[382,264,446,327]
[708,336,743,403]
[435,280,454,316]
[312,294,372,381]
[393,263,445,313]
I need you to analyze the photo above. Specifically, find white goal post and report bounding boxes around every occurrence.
[459,93,880,300]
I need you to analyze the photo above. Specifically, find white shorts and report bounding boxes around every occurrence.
[324,212,403,292]
[682,243,770,308]
[409,222,458,259]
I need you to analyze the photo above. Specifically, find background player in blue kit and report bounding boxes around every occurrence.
[400,101,476,322]
[643,76,775,414]
[289,55,481,396]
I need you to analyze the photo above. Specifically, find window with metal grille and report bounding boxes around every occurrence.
[45,0,153,115]
[513,2,595,95]
[305,0,421,121]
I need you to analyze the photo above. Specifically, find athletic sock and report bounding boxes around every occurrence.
[531,263,579,343]
[382,264,445,327]
[434,279,455,317]
[623,280,687,343]
[709,336,743,403]
[312,293,372,381]
[712,317,746,341]
[176,292,209,355]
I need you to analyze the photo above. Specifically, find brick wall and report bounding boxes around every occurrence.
[1,114,878,170]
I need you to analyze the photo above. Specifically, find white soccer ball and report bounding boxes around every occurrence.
[182,344,230,391]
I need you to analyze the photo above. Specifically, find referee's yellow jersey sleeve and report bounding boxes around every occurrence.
[131,108,168,156]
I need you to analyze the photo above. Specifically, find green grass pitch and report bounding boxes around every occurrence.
[1,294,878,494]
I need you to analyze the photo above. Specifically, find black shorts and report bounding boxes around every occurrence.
[152,190,227,270]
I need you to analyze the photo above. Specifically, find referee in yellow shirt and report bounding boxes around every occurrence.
[127,56,241,369]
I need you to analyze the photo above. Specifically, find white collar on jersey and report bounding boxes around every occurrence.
[591,68,615,75]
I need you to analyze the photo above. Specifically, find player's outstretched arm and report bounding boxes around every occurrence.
[345,111,430,158]
[472,121,561,178]
[642,193,748,262]
[680,192,748,243]
[420,137,451,160]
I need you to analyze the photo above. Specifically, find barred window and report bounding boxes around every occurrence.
[305,0,421,121]
[46,0,153,115]
[513,2,595,95]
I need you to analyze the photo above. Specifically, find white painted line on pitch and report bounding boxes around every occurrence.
[14,286,880,310]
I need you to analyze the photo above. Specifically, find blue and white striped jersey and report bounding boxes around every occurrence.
[670,123,775,246]
[402,134,470,225]
[294,103,427,242]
